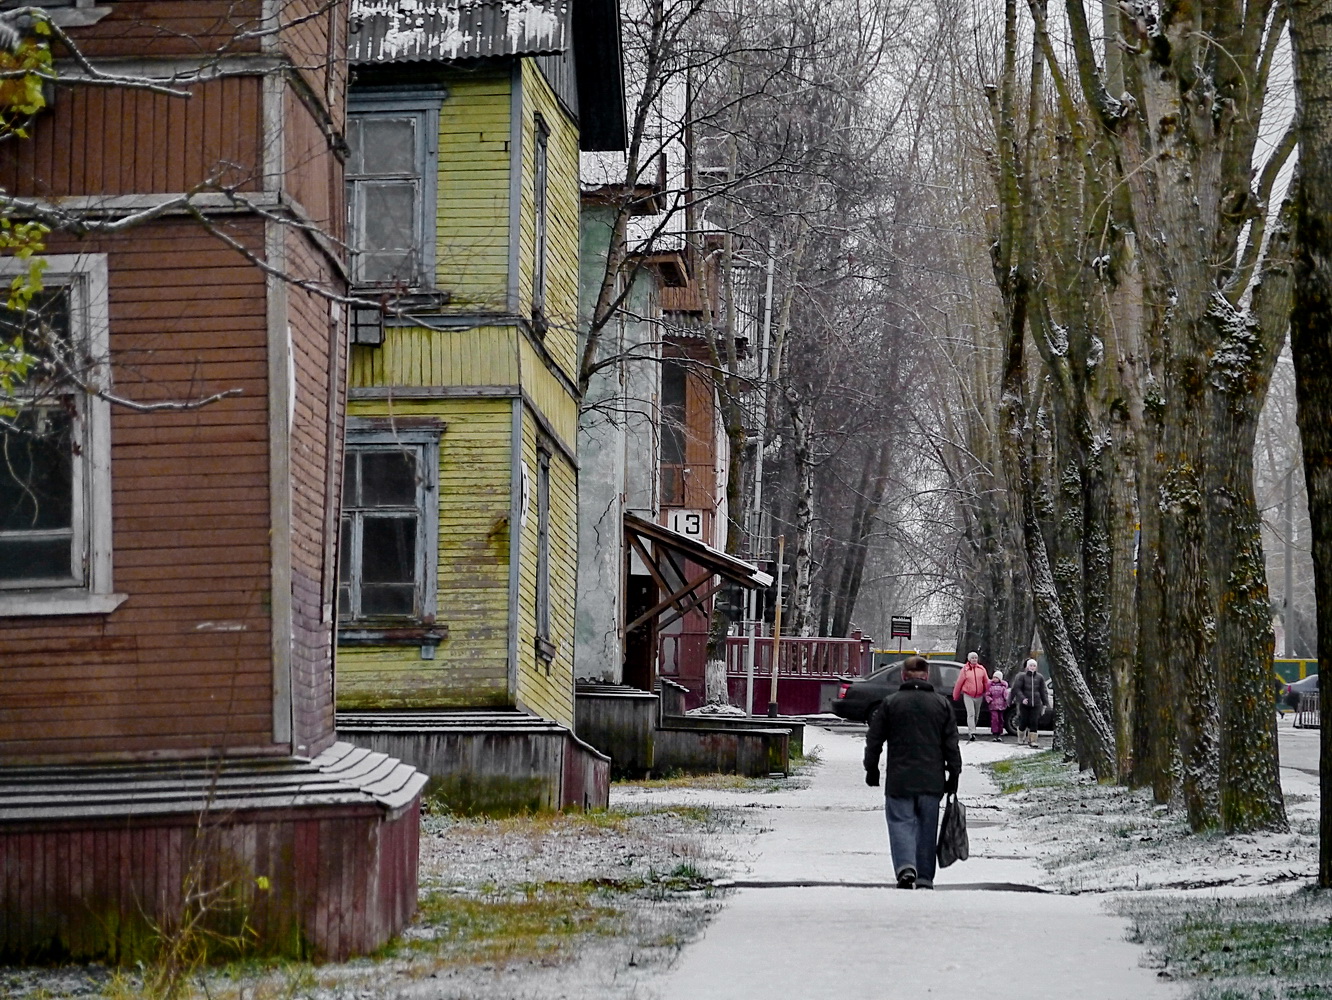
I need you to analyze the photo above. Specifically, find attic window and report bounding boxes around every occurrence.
[345,93,442,291]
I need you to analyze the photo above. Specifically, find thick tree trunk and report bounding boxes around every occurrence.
[1208,265,1291,831]
[955,500,1035,674]
[1134,434,1176,801]
[1207,401,1287,830]
[1160,355,1221,831]
[1287,0,1332,885]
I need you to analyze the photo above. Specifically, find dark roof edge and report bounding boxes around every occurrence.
[573,0,626,151]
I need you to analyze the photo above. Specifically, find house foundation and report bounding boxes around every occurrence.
[0,744,426,962]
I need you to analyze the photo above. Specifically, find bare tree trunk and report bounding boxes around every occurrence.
[1107,454,1139,781]
[989,0,1116,776]
[1287,0,1332,883]
[1135,433,1176,801]
[788,389,816,635]
[1000,317,1118,777]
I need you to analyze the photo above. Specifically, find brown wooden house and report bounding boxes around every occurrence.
[0,2,425,961]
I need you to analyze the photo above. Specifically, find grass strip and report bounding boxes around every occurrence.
[988,749,1078,794]
[1116,888,1332,999]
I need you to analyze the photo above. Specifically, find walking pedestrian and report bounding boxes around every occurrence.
[864,655,962,890]
[1011,658,1049,747]
[984,668,1010,742]
[951,651,990,742]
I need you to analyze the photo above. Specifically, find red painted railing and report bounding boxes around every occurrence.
[724,630,872,680]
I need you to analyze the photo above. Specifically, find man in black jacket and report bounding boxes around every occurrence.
[864,655,962,889]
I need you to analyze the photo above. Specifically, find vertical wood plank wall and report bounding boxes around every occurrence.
[518,60,582,382]
[0,7,350,762]
[0,221,277,762]
[0,78,264,197]
[337,398,515,709]
[435,72,512,311]
[284,231,343,754]
[0,801,420,962]
[338,56,583,732]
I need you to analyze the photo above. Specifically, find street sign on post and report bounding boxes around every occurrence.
[890,616,911,652]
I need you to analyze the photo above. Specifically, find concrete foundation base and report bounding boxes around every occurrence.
[0,743,426,963]
[336,710,610,814]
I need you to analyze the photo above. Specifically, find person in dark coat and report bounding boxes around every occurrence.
[864,655,962,889]
[1011,658,1049,747]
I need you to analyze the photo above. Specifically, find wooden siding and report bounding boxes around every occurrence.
[513,409,577,729]
[517,336,579,446]
[65,2,265,59]
[285,230,344,755]
[349,325,521,389]
[279,0,345,131]
[682,351,720,510]
[0,220,276,763]
[517,59,582,382]
[284,87,343,241]
[337,399,514,709]
[434,71,513,311]
[0,77,264,198]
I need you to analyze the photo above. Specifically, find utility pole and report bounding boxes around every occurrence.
[1286,466,1296,658]
[745,236,776,716]
[768,534,786,718]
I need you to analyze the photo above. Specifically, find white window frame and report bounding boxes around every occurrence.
[345,92,442,291]
[338,424,439,623]
[0,253,121,617]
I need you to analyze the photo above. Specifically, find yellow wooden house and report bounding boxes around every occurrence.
[333,0,625,811]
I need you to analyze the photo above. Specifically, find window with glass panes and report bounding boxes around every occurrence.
[345,96,440,288]
[535,447,551,654]
[339,430,438,622]
[532,114,550,317]
[341,446,420,618]
[0,288,85,588]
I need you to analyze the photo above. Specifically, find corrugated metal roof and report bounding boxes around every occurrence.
[349,0,570,64]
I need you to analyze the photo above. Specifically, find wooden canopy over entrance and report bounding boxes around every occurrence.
[623,513,773,633]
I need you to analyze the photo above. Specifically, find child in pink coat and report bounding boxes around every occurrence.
[984,669,1010,742]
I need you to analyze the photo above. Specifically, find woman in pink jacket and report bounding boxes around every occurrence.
[952,651,991,742]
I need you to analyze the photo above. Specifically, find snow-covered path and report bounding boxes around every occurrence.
[626,726,1179,999]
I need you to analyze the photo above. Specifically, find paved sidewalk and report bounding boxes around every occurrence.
[637,726,1178,999]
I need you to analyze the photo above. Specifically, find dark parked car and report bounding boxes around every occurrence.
[1282,673,1318,713]
[831,659,1055,731]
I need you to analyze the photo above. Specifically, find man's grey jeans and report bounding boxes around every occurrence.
[885,794,941,887]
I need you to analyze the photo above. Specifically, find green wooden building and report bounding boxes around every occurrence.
[334,0,625,811]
